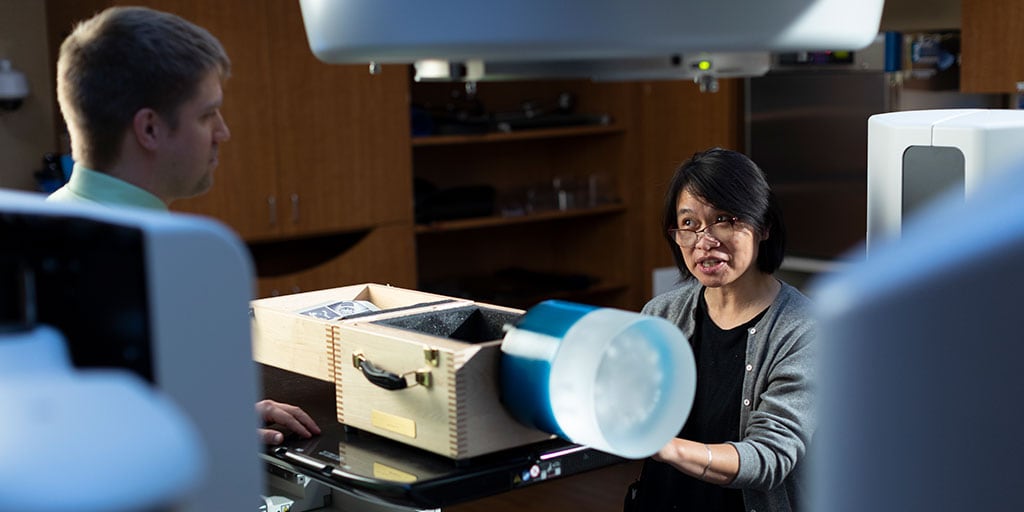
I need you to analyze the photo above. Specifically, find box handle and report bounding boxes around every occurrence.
[352,352,432,390]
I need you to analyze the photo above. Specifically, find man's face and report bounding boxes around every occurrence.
[161,69,230,201]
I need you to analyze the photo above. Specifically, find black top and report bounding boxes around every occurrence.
[635,289,767,511]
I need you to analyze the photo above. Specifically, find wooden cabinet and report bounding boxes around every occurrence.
[140,0,416,294]
[961,0,1024,93]
[152,0,414,242]
[259,0,412,240]
[141,0,283,240]
[409,81,638,310]
[628,79,745,302]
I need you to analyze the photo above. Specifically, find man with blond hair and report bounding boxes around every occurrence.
[49,6,319,445]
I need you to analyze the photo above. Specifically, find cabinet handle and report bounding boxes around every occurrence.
[267,195,277,226]
[291,193,300,224]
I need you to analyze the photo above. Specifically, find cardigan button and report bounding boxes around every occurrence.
[748,327,757,335]
[743,398,751,407]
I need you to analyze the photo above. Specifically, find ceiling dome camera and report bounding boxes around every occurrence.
[0,59,30,111]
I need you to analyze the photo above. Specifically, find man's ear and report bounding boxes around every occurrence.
[132,108,161,151]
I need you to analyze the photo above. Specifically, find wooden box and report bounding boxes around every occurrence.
[335,300,554,459]
[250,284,553,459]
[250,283,454,382]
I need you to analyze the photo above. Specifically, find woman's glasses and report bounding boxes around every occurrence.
[667,217,739,248]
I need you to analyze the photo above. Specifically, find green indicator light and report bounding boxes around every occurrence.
[698,60,711,71]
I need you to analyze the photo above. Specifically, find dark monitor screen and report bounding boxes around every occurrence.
[0,212,154,381]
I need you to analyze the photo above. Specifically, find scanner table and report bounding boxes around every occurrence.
[259,365,627,510]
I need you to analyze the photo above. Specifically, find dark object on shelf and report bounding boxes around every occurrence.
[410,106,436,137]
[429,111,610,135]
[414,178,496,224]
[422,267,599,307]
[493,112,611,133]
[432,115,493,136]
[905,31,961,91]
[415,88,611,136]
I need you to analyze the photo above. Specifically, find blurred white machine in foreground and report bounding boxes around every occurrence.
[0,190,262,511]
[0,325,204,511]
[298,0,885,84]
[811,110,1024,509]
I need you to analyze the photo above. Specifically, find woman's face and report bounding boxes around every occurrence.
[675,189,762,289]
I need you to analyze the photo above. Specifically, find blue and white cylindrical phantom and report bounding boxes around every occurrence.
[500,300,697,459]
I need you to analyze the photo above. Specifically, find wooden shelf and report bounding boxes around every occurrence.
[414,203,627,234]
[412,124,625,147]
[410,81,639,310]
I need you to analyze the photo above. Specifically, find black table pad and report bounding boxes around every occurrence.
[259,364,626,508]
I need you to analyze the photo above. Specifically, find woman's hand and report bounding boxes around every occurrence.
[651,438,739,485]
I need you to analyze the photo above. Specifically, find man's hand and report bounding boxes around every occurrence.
[257,399,321,445]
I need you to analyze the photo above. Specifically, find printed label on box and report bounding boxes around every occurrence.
[373,462,418,483]
[371,409,417,438]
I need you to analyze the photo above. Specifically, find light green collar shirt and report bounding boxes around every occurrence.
[46,164,168,211]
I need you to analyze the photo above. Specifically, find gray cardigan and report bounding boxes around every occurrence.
[642,279,816,512]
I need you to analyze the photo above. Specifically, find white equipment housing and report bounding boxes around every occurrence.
[0,190,262,511]
[866,109,1024,253]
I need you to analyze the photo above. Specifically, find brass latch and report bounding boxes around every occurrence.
[423,347,440,367]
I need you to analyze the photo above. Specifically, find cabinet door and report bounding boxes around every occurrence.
[961,0,1024,93]
[132,0,282,240]
[631,79,744,302]
[264,1,414,237]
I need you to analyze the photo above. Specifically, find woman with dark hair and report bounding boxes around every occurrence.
[629,148,816,512]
